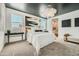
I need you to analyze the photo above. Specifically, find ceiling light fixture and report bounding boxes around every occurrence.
[44,5,57,31]
[44,5,57,18]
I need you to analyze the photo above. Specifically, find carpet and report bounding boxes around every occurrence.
[40,42,79,56]
[0,41,79,56]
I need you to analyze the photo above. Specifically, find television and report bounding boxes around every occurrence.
[62,19,71,27]
[75,18,79,27]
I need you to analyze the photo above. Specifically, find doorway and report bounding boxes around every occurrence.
[52,19,58,37]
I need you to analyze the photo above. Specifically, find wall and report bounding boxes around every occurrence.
[0,3,5,52]
[5,8,40,42]
[6,8,40,32]
[53,10,79,40]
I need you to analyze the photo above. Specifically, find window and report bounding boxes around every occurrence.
[11,14,23,32]
[40,18,46,30]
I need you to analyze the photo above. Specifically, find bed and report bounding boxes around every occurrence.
[31,32,55,55]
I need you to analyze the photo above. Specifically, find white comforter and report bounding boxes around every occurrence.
[31,32,55,55]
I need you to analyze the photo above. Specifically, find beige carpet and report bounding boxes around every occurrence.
[0,40,79,56]
[0,41,35,56]
[40,42,77,56]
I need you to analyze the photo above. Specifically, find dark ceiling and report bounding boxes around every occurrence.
[5,3,79,18]
[5,3,58,18]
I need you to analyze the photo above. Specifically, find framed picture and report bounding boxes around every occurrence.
[62,19,71,27]
[75,18,79,27]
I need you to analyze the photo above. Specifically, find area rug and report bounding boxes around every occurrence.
[40,42,77,56]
